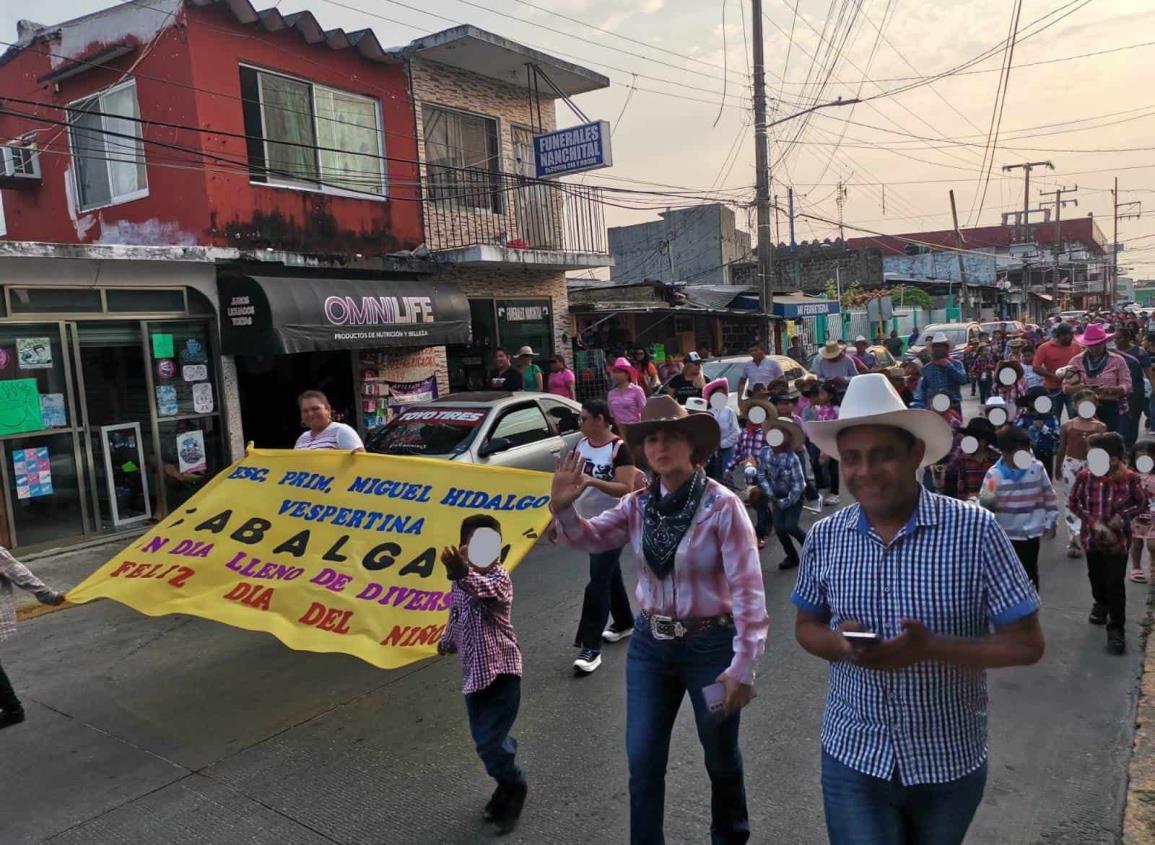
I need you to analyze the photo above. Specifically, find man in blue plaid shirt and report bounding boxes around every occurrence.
[796,374,1044,845]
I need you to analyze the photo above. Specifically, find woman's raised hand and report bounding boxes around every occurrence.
[550,450,587,512]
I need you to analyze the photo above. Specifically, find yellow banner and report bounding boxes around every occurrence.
[69,449,553,669]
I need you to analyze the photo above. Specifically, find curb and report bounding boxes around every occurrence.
[1123,582,1155,843]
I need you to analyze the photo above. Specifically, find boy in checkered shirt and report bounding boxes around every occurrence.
[438,515,527,833]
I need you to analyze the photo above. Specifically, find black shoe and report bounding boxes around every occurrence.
[777,557,800,571]
[1107,628,1126,655]
[573,648,602,674]
[0,707,25,729]
[493,781,527,835]
[483,784,505,821]
[1089,604,1108,625]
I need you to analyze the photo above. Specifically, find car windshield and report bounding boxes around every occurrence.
[702,361,747,391]
[366,407,487,456]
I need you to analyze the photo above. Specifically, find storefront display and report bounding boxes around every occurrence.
[448,297,554,391]
[358,347,438,429]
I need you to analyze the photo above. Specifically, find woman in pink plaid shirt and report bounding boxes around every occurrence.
[552,395,769,845]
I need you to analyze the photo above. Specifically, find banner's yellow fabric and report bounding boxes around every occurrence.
[69,449,552,669]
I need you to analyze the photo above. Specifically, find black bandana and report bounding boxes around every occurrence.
[642,470,707,579]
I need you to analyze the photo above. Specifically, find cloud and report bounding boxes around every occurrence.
[640,0,666,13]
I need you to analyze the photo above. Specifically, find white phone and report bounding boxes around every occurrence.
[842,631,881,643]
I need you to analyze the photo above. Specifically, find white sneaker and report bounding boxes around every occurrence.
[824,495,840,506]
[803,500,823,514]
[573,649,602,674]
[602,624,634,643]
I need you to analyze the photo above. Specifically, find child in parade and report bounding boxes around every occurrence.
[729,398,775,546]
[1067,433,1149,655]
[1127,440,1155,584]
[1020,345,1045,390]
[811,381,842,505]
[0,549,67,729]
[756,415,808,570]
[438,515,528,833]
[1017,387,1060,479]
[770,385,821,513]
[948,418,1000,501]
[704,378,740,483]
[1057,389,1109,558]
[970,342,996,403]
[994,359,1027,406]
[925,392,963,494]
[981,427,1059,590]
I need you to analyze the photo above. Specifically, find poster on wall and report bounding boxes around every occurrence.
[151,334,174,359]
[16,338,53,369]
[0,379,45,435]
[180,338,207,365]
[192,383,214,414]
[40,393,66,428]
[176,429,207,474]
[0,347,16,378]
[182,364,208,382]
[13,447,53,500]
[388,377,437,408]
[155,385,178,417]
[156,359,176,380]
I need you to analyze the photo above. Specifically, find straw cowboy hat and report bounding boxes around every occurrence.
[516,346,537,358]
[803,373,953,468]
[819,339,848,360]
[1076,323,1113,347]
[763,416,805,451]
[623,395,720,464]
[738,397,780,422]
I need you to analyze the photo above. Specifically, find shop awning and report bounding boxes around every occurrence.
[217,275,470,355]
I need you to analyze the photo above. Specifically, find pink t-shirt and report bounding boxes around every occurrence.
[607,383,648,425]
[547,368,575,397]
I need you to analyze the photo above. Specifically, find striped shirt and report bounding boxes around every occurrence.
[981,458,1059,540]
[294,422,364,451]
[791,488,1039,784]
[439,564,522,695]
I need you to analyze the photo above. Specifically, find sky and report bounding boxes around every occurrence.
[4,0,1155,279]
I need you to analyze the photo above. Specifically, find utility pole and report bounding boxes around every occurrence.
[1111,177,1142,306]
[949,190,970,319]
[1040,185,1077,306]
[835,181,848,242]
[750,0,775,351]
[1002,161,1054,240]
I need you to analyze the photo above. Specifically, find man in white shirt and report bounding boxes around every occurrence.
[294,390,365,451]
[737,344,784,399]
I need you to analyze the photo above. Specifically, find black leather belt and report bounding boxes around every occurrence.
[641,611,734,640]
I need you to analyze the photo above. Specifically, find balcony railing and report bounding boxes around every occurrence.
[421,165,607,256]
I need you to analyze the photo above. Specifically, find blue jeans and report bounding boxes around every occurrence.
[626,619,749,845]
[773,500,806,564]
[821,750,986,845]
[710,447,735,482]
[464,674,526,788]
[753,497,770,540]
[575,547,634,650]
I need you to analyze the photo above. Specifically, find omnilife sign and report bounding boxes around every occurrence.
[533,120,612,177]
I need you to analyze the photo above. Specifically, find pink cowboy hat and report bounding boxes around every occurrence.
[1076,323,1113,347]
[703,377,729,404]
[610,356,638,380]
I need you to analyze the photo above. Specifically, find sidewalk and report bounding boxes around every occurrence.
[12,533,139,619]
[1124,581,1155,843]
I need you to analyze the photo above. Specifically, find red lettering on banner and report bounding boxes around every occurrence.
[298,601,352,634]
[223,581,275,610]
[380,624,444,647]
[109,560,195,588]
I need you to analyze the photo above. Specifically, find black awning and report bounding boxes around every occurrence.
[217,275,470,355]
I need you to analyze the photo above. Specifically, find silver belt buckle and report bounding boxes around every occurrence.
[650,615,685,640]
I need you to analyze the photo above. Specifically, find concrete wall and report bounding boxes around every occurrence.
[609,204,750,286]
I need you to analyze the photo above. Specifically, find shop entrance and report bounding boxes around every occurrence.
[0,315,225,549]
[235,351,356,449]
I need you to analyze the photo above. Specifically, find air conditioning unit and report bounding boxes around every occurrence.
[0,143,41,188]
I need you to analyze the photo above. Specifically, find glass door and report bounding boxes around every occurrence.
[0,322,87,547]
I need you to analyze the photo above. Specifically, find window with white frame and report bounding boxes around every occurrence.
[422,105,502,213]
[66,81,148,212]
[239,66,385,196]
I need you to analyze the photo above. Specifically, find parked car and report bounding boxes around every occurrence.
[980,320,1026,338]
[365,392,583,472]
[904,322,983,362]
[869,345,898,370]
[656,355,814,416]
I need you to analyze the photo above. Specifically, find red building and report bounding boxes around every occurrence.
[0,0,423,253]
[0,0,612,550]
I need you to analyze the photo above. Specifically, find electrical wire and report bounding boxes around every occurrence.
[969,0,1023,226]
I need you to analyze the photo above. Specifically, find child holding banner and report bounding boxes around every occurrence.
[438,515,528,833]
[0,548,66,728]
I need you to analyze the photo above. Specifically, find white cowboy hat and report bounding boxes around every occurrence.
[854,335,868,343]
[803,373,953,468]
[929,332,950,344]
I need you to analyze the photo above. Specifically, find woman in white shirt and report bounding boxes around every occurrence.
[294,390,365,452]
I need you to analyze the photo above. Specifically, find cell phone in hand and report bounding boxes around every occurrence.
[703,682,727,715]
[842,631,880,645]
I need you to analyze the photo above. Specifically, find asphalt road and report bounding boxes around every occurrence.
[0,489,1151,845]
